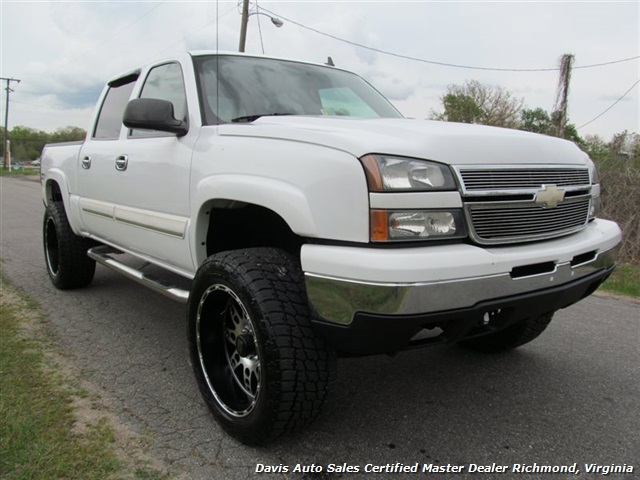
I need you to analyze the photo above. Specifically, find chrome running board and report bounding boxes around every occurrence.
[87,246,189,303]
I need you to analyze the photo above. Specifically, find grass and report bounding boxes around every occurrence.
[0,166,39,177]
[601,263,640,298]
[0,276,167,480]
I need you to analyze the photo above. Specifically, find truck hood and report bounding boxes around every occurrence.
[218,116,588,166]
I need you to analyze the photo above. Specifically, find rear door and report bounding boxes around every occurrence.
[77,73,137,244]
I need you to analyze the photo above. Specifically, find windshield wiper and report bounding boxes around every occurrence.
[231,112,294,123]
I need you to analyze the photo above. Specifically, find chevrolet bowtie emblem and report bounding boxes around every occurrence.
[535,185,566,208]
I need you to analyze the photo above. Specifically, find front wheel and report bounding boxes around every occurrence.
[187,248,336,445]
[458,312,555,353]
[43,201,96,289]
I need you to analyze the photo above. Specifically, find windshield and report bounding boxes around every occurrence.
[193,55,403,124]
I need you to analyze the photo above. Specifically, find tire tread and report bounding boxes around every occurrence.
[189,248,336,444]
[43,202,95,289]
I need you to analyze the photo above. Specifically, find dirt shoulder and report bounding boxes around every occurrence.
[0,276,171,480]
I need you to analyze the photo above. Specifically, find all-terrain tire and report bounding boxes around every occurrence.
[187,248,336,445]
[43,201,96,289]
[458,312,555,353]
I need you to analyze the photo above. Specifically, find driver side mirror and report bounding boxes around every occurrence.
[123,98,188,136]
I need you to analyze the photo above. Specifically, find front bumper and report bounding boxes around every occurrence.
[302,219,621,355]
[311,265,615,355]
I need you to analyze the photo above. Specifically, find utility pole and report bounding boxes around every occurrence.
[237,0,282,53]
[238,0,250,53]
[553,54,574,138]
[2,76,21,170]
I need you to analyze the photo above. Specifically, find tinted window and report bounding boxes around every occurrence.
[193,56,402,124]
[131,62,187,136]
[93,80,136,139]
[318,87,378,117]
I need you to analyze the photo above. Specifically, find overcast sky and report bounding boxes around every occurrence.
[1,0,638,140]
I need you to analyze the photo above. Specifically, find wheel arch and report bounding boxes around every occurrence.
[191,175,318,267]
[43,171,84,235]
[44,173,67,205]
[193,199,307,267]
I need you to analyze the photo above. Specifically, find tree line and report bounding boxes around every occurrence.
[2,126,87,161]
[427,79,639,168]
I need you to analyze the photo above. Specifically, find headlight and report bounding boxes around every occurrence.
[361,154,457,191]
[371,209,466,242]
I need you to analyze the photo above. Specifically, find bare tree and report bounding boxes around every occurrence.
[430,80,524,129]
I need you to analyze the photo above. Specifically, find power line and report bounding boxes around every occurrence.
[57,2,166,69]
[260,7,639,73]
[90,2,166,50]
[256,1,266,54]
[577,79,640,130]
[573,57,640,70]
[137,4,237,65]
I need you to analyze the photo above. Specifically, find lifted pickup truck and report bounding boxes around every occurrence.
[41,51,621,444]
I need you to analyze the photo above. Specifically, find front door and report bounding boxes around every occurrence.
[77,61,196,276]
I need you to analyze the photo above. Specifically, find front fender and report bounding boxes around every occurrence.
[189,131,371,268]
[191,174,318,266]
[193,173,318,235]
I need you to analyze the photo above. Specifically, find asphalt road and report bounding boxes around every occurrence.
[1,175,638,480]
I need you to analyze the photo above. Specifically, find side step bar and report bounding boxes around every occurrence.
[87,246,190,303]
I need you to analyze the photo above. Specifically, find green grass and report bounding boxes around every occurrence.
[0,166,39,177]
[0,278,167,480]
[601,263,640,298]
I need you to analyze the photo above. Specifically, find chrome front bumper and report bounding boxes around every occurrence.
[303,220,621,326]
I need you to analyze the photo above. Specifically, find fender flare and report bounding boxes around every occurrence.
[191,174,318,265]
[43,169,84,235]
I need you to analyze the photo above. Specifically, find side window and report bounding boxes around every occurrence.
[93,79,136,139]
[131,62,187,137]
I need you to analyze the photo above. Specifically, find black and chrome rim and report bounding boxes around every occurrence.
[196,284,261,417]
[44,217,60,276]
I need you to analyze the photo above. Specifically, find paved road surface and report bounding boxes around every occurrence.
[1,176,638,479]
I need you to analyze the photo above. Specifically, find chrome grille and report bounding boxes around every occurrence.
[454,165,593,245]
[459,168,590,191]
[467,197,591,244]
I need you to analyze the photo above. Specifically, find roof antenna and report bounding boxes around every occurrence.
[325,56,335,67]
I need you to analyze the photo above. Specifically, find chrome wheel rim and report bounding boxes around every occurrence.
[44,217,59,276]
[196,284,260,417]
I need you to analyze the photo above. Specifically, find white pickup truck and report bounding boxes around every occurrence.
[41,51,621,444]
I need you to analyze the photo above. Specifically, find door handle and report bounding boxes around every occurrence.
[115,155,128,171]
[81,155,92,169]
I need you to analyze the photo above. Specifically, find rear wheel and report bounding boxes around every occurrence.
[458,312,554,353]
[188,248,336,444]
[43,201,96,289]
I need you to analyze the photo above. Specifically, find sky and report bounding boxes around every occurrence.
[1,0,638,140]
